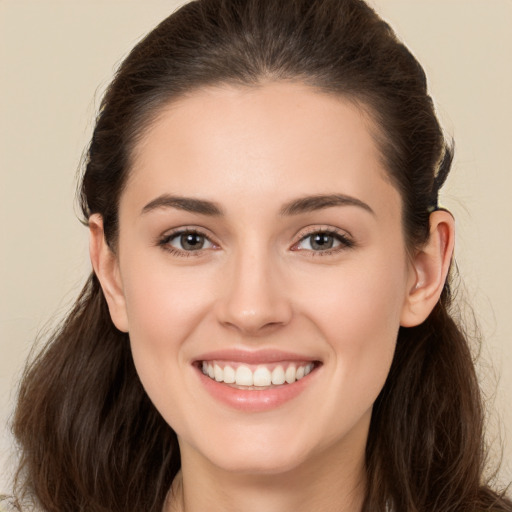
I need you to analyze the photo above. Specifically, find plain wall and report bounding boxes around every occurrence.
[1,0,511,492]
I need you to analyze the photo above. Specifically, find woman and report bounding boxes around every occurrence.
[7,0,512,510]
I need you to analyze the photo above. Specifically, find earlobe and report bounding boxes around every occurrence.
[400,210,455,327]
[89,214,129,332]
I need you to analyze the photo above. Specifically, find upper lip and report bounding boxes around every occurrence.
[194,348,319,365]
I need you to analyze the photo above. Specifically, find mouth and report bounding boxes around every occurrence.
[197,360,318,389]
[192,350,322,411]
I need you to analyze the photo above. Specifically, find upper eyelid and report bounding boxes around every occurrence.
[159,226,216,242]
[294,225,353,241]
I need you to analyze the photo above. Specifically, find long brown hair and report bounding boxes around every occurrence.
[12,0,511,510]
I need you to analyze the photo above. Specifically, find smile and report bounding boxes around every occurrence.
[201,361,315,388]
[193,350,321,412]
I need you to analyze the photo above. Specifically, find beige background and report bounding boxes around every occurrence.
[1,0,511,491]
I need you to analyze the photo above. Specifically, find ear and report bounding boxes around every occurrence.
[400,210,455,327]
[89,214,129,332]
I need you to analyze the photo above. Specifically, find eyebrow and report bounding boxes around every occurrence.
[141,195,223,216]
[140,193,374,217]
[279,194,375,216]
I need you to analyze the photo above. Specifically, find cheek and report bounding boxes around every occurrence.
[122,256,211,341]
[119,258,219,433]
[295,250,409,396]
[118,251,217,395]
[299,252,407,336]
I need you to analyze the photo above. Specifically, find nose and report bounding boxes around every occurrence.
[215,246,293,336]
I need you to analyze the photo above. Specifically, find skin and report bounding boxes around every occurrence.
[90,81,454,512]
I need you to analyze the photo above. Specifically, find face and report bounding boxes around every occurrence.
[108,82,417,476]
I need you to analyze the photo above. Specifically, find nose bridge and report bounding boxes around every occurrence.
[217,236,292,334]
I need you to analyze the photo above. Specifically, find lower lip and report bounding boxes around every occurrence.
[195,365,319,412]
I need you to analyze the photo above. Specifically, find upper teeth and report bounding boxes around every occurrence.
[201,361,314,386]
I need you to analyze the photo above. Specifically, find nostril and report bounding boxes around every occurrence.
[220,319,287,336]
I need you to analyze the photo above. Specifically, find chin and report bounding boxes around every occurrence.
[210,446,311,476]
[183,424,319,476]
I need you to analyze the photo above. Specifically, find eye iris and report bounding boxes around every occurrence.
[310,233,334,250]
[181,233,204,250]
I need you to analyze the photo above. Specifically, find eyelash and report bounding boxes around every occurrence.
[157,229,216,257]
[291,227,355,256]
[157,227,355,257]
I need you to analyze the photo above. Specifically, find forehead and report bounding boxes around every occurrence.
[124,82,400,219]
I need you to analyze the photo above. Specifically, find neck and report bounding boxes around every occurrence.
[165,441,367,512]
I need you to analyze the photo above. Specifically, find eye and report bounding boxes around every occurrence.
[160,230,216,253]
[293,230,354,253]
